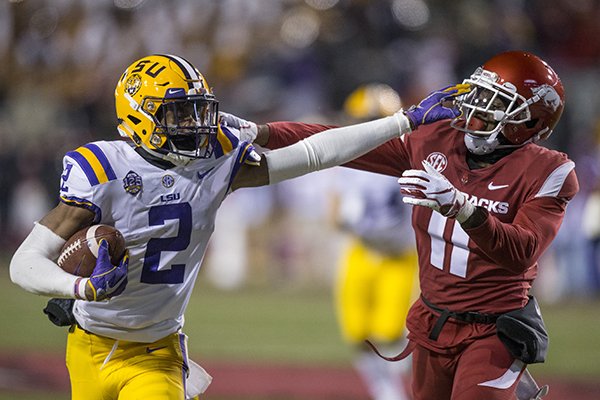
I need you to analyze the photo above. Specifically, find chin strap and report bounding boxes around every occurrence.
[136,146,180,169]
[162,151,194,167]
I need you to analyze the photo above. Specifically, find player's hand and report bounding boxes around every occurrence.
[75,240,128,301]
[398,160,475,223]
[404,84,470,130]
[219,111,258,143]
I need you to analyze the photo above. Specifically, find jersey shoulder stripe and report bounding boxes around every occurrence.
[535,161,575,198]
[65,143,118,186]
[214,125,239,158]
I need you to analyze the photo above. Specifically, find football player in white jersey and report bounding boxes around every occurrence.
[9,53,467,400]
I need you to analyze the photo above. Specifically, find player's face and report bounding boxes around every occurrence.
[162,101,204,126]
[160,100,213,151]
[464,87,509,133]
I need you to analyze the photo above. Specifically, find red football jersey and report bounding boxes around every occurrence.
[266,120,579,351]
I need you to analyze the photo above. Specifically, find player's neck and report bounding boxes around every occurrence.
[466,147,515,169]
[135,147,176,170]
[465,133,518,169]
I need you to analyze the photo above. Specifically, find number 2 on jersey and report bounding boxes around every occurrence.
[141,203,192,284]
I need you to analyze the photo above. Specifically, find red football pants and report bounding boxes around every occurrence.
[411,333,525,400]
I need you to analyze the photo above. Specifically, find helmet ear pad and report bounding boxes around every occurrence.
[503,100,562,145]
[503,119,541,145]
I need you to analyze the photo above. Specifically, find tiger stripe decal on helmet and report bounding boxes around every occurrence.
[157,54,207,92]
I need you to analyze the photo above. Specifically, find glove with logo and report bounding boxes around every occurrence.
[219,111,258,143]
[404,84,470,130]
[398,160,475,223]
[74,240,128,301]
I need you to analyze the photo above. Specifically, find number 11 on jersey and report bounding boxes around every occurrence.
[427,212,470,278]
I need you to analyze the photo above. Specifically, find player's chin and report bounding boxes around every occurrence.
[466,117,488,131]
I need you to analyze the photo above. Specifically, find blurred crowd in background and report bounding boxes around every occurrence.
[1,0,600,302]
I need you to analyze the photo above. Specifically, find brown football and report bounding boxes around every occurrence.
[57,224,126,277]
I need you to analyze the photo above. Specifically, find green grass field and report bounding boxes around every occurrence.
[0,268,351,365]
[2,263,600,399]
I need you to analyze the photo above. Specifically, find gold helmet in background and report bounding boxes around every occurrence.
[344,83,402,120]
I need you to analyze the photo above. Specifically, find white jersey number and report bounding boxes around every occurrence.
[426,212,470,278]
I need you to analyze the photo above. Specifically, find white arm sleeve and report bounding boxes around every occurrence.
[264,112,411,184]
[9,222,78,298]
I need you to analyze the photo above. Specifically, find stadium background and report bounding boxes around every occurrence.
[1,0,600,398]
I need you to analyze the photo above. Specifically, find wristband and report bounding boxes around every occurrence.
[456,195,476,223]
[74,277,88,300]
[394,110,413,135]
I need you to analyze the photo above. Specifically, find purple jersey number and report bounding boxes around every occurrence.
[141,203,192,284]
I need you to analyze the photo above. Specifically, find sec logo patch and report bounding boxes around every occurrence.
[425,152,448,173]
[162,174,175,188]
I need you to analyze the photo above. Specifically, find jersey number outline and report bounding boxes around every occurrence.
[141,203,192,284]
[427,212,470,278]
[60,163,74,192]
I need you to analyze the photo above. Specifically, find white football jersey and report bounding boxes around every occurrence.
[59,126,259,342]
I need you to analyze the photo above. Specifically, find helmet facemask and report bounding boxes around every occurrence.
[451,67,533,155]
[147,92,219,162]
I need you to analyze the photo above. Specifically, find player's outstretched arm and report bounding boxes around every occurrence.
[222,84,468,148]
[230,84,467,189]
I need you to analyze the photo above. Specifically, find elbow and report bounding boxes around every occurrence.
[502,257,536,274]
[500,243,539,274]
[9,247,40,294]
[9,251,27,288]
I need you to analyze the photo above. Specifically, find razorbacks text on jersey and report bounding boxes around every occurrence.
[264,119,578,351]
[59,125,259,343]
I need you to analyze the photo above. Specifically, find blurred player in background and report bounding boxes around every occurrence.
[334,169,417,400]
[230,51,578,400]
[9,54,462,400]
[333,85,417,400]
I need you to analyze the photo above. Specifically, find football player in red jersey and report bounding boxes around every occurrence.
[222,51,578,400]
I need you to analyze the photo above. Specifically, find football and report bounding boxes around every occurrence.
[57,224,126,277]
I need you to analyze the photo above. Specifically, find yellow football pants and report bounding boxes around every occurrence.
[66,324,194,400]
[335,239,418,344]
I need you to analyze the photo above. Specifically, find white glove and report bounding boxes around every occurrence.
[398,160,475,223]
[219,111,258,143]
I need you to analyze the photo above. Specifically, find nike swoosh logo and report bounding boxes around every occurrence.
[197,167,214,180]
[488,182,509,191]
[167,88,184,96]
[146,346,167,354]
